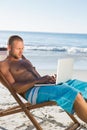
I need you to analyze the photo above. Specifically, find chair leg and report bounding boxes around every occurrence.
[23,108,43,130]
[67,113,79,124]
[11,97,43,130]
[65,113,80,130]
[65,123,80,130]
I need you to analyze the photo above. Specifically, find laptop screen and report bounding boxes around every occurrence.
[56,58,74,84]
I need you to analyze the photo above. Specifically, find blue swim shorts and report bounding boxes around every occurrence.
[25,79,86,114]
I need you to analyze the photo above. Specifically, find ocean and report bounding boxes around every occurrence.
[0,30,87,72]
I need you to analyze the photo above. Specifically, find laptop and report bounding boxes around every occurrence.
[56,58,74,84]
[35,58,74,86]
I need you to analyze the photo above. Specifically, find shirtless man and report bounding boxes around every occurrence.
[0,35,87,123]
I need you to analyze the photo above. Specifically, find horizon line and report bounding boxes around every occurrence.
[0,29,87,35]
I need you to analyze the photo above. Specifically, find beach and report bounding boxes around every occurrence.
[0,31,87,129]
[0,69,87,130]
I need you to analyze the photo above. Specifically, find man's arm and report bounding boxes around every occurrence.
[0,61,36,94]
[4,73,56,94]
[1,68,36,94]
[1,66,55,94]
[0,61,56,94]
[5,73,56,94]
[11,75,56,94]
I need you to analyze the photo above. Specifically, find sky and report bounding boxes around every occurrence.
[0,0,87,34]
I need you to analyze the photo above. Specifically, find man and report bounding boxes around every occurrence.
[0,35,87,123]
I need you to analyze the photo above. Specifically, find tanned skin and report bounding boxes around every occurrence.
[0,39,56,95]
[0,36,87,123]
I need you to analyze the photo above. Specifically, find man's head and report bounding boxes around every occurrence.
[7,35,24,59]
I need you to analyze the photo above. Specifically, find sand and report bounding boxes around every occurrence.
[0,69,87,130]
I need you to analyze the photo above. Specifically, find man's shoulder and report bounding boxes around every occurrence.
[0,59,10,72]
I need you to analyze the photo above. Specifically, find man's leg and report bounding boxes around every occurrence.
[25,85,87,123]
[74,93,87,123]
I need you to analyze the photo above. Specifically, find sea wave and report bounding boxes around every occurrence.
[25,45,87,54]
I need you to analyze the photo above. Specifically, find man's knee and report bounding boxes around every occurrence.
[75,93,86,106]
[74,93,87,123]
[76,93,82,100]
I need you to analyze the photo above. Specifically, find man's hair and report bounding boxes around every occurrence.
[8,35,23,45]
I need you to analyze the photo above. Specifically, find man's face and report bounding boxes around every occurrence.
[8,40,24,59]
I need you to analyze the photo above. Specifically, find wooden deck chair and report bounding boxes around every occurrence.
[0,48,81,130]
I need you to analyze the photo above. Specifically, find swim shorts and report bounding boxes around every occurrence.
[25,79,87,114]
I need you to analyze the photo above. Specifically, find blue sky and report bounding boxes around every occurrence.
[0,0,87,34]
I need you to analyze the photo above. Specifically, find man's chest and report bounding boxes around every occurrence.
[9,60,33,75]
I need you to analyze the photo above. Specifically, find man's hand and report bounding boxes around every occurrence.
[47,74,56,83]
[36,74,56,84]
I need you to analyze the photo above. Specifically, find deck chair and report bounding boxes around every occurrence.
[0,48,81,130]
